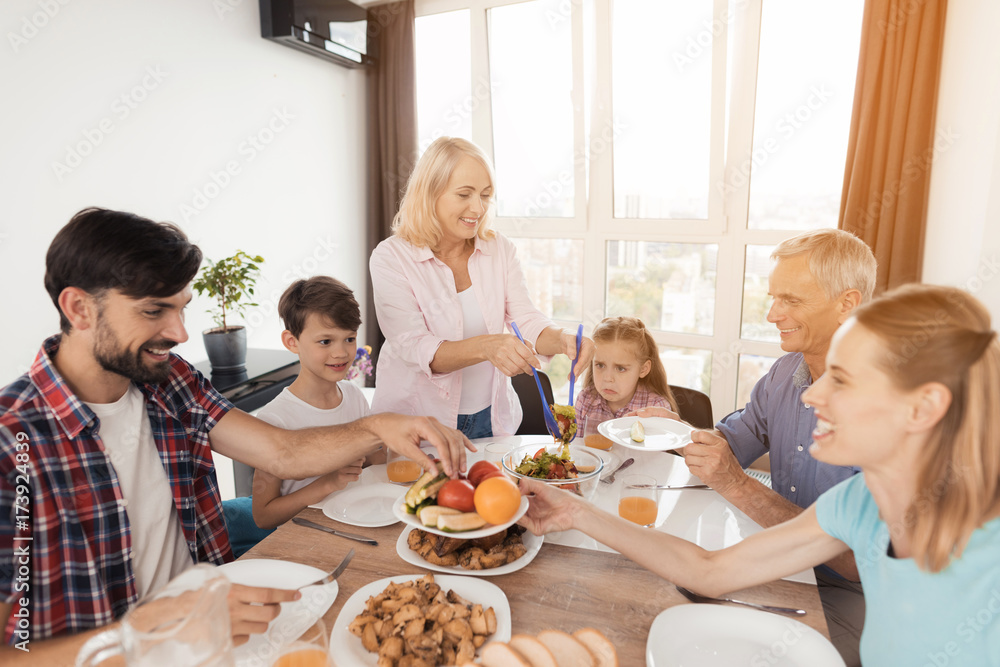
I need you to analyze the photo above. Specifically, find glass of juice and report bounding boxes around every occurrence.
[386,447,428,485]
[271,619,331,667]
[618,474,658,527]
[583,415,614,450]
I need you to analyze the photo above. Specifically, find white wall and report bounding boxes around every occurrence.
[923,0,1000,319]
[0,0,369,381]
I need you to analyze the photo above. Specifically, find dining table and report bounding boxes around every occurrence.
[240,435,831,666]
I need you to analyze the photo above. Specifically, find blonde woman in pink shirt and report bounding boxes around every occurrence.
[370,137,594,439]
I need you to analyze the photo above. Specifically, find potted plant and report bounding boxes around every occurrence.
[192,250,264,372]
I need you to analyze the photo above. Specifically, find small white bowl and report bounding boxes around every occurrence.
[501,444,604,501]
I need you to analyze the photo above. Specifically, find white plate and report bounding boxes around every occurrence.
[599,417,694,452]
[646,605,845,667]
[331,574,512,667]
[322,482,401,528]
[394,525,544,576]
[218,559,340,667]
[392,493,529,540]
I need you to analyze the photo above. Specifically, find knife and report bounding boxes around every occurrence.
[292,517,378,546]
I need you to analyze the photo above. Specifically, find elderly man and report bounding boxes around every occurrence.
[638,228,876,666]
[0,208,472,663]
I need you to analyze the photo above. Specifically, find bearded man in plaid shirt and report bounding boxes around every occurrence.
[0,208,471,663]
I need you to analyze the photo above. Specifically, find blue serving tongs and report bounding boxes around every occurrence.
[568,323,583,407]
[510,321,562,439]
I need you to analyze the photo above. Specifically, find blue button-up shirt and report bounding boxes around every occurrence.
[717,352,859,509]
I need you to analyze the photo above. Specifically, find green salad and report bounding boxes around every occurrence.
[514,449,581,480]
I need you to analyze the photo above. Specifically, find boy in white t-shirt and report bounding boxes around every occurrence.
[251,276,385,529]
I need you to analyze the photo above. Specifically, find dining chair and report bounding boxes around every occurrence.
[668,384,714,430]
[512,370,556,436]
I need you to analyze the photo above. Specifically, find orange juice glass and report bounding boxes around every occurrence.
[272,648,330,667]
[618,474,658,527]
[386,446,432,485]
[582,415,614,450]
[271,619,331,667]
[386,459,423,484]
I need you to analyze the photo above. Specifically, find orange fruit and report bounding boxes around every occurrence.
[473,476,521,525]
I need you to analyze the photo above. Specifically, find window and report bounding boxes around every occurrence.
[414,0,865,417]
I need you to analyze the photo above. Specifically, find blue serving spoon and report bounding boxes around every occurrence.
[568,323,583,407]
[510,321,562,440]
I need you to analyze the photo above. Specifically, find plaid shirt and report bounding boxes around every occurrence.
[0,336,234,643]
[575,384,673,428]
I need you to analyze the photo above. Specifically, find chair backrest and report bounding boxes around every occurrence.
[512,371,555,435]
[669,384,714,429]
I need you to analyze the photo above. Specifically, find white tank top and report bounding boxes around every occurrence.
[457,287,494,413]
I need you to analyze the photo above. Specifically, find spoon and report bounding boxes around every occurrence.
[600,457,635,484]
[511,321,562,440]
[568,324,583,407]
[675,585,806,616]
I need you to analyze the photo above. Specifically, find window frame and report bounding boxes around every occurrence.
[413,0,843,417]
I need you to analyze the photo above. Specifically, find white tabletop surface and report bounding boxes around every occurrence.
[469,435,816,585]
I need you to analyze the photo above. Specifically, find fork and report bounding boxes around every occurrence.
[600,457,634,484]
[675,585,805,616]
[298,548,355,590]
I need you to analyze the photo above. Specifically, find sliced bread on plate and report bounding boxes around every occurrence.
[572,629,618,667]
[536,630,595,667]
[507,634,559,667]
[480,642,531,667]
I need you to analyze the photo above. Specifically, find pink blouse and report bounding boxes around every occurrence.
[369,233,554,436]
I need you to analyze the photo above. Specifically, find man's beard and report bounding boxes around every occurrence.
[94,319,174,384]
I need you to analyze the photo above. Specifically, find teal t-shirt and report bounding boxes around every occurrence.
[816,474,1000,666]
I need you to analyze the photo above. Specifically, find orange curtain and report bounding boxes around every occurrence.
[839,0,948,293]
[365,0,418,382]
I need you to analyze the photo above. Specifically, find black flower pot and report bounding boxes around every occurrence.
[202,326,247,372]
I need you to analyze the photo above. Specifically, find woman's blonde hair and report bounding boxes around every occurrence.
[392,137,497,250]
[581,317,677,411]
[854,283,1000,572]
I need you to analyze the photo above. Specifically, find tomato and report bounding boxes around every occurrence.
[468,461,501,487]
[436,479,476,512]
[534,448,546,460]
[547,462,566,479]
[474,477,522,525]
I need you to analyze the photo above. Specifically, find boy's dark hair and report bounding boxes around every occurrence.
[44,207,203,333]
[278,276,361,338]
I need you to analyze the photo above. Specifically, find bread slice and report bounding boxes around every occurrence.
[507,634,559,667]
[480,642,531,667]
[536,630,595,667]
[572,629,618,667]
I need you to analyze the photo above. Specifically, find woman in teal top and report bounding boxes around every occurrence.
[518,283,1000,666]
